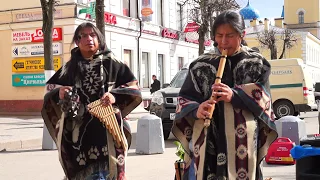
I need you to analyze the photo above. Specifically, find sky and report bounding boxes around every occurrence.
[236,0,284,22]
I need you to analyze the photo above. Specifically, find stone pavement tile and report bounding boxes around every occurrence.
[0,116,44,151]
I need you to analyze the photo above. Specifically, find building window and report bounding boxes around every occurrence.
[178,57,184,70]
[123,0,130,17]
[157,54,164,85]
[176,3,183,31]
[142,52,150,88]
[123,49,132,69]
[141,0,152,22]
[298,11,304,24]
[156,0,163,26]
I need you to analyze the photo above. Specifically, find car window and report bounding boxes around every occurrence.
[315,83,320,92]
[170,69,188,88]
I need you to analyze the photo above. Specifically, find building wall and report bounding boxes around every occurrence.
[244,33,303,60]
[284,0,320,24]
[302,32,320,83]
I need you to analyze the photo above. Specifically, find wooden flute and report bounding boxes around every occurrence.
[204,49,228,127]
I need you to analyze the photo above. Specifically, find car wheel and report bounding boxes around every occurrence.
[273,100,295,119]
[163,129,170,140]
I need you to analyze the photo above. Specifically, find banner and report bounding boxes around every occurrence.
[12,28,63,43]
[12,73,46,87]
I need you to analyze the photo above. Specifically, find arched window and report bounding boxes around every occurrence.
[298,11,304,24]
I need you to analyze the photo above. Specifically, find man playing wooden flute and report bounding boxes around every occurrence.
[172,10,278,180]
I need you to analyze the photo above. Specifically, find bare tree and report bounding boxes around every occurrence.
[279,29,297,59]
[95,0,105,37]
[40,0,56,72]
[257,29,297,59]
[183,0,240,55]
[40,0,58,150]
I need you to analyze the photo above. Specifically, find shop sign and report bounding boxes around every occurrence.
[12,43,62,58]
[12,28,63,43]
[142,22,160,35]
[12,73,46,87]
[12,57,61,72]
[162,28,179,40]
[14,9,62,22]
[104,12,117,25]
[141,7,153,17]
[184,22,200,32]
[85,2,117,25]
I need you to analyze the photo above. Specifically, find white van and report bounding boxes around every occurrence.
[269,58,317,118]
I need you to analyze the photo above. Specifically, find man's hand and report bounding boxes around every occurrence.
[59,86,73,100]
[211,83,233,103]
[101,92,115,106]
[196,99,216,119]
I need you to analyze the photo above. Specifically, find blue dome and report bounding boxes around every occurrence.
[239,0,260,20]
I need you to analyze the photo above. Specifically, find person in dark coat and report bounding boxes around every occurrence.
[150,75,161,94]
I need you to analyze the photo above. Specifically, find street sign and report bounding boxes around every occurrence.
[12,73,46,87]
[11,43,62,58]
[12,57,61,72]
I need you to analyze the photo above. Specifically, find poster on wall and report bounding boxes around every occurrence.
[141,0,153,22]
[12,57,61,72]
[12,73,46,87]
[12,28,63,43]
[12,43,62,58]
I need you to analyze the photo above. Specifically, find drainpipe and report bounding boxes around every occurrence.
[136,0,142,83]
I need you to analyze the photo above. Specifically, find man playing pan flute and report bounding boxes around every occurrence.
[41,22,142,180]
[172,10,278,180]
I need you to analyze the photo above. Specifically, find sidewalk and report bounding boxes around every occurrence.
[0,103,149,151]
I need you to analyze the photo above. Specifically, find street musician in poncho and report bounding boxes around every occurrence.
[41,22,142,180]
[172,10,278,180]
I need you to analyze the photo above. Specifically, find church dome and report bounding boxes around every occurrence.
[239,0,260,20]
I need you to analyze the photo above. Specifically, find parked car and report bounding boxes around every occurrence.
[149,66,188,140]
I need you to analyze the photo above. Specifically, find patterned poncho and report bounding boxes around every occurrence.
[41,47,142,180]
[172,46,278,180]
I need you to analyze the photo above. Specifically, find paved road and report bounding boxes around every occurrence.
[0,112,319,180]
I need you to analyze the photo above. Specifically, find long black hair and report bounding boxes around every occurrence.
[212,10,247,46]
[71,22,106,51]
[61,23,106,82]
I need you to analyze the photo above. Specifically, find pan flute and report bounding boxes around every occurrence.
[87,99,127,150]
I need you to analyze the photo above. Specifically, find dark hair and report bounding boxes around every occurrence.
[71,22,106,51]
[62,23,106,82]
[212,10,247,46]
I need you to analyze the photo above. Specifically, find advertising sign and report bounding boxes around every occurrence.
[12,73,46,87]
[162,28,179,40]
[12,43,62,58]
[141,0,152,21]
[12,57,61,72]
[12,28,62,43]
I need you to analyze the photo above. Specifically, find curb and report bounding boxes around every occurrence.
[0,138,42,151]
